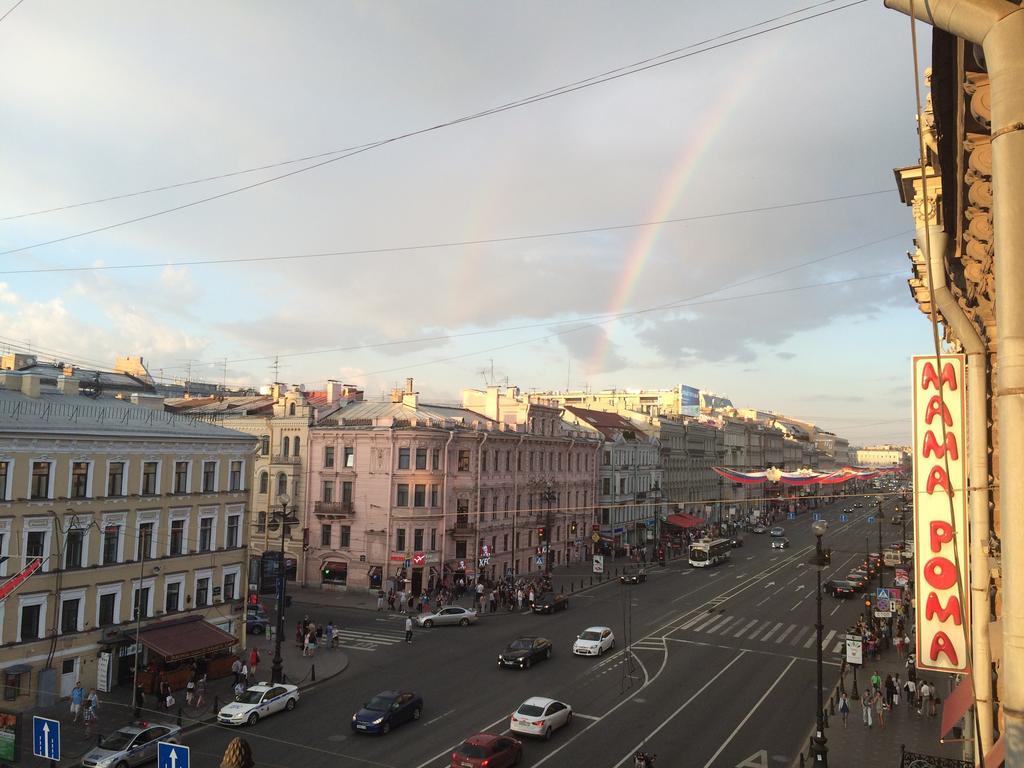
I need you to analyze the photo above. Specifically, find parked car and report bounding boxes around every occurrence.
[416,606,478,628]
[509,697,573,740]
[449,733,523,768]
[247,608,271,635]
[770,537,790,549]
[532,593,569,614]
[620,569,647,584]
[81,722,182,768]
[351,690,423,734]
[769,526,785,537]
[217,682,299,726]
[498,636,553,669]
[572,626,615,657]
[823,579,859,598]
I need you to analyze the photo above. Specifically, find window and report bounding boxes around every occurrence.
[71,462,89,498]
[137,522,154,561]
[276,473,288,496]
[458,450,470,472]
[503,533,509,552]
[165,581,181,613]
[260,435,270,455]
[414,484,426,507]
[517,453,523,471]
[289,402,296,416]
[3,671,22,701]
[226,514,240,548]
[340,525,351,548]
[259,471,268,494]
[26,531,45,560]
[103,525,120,565]
[324,446,335,468]
[198,517,214,552]
[60,597,81,633]
[196,577,210,607]
[20,603,42,641]
[455,541,467,559]
[202,461,216,492]
[430,484,439,507]
[619,478,626,494]
[0,460,8,500]
[133,586,151,620]
[224,571,237,601]
[342,481,353,503]
[292,438,300,457]
[431,449,440,470]
[481,451,488,471]
[396,484,409,507]
[282,436,290,457]
[602,478,611,495]
[321,525,332,547]
[430,528,436,550]
[31,461,50,499]
[505,451,511,471]
[603,450,611,466]
[142,462,158,495]
[396,529,406,551]
[169,519,185,555]
[229,461,243,491]
[398,448,410,469]
[174,462,189,494]
[322,481,333,502]
[98,592,117,625]
[65,528,84,569]
[344,447,354,467]
[322,561,347,585]
[415,448,427,470]
[413,528,423,551]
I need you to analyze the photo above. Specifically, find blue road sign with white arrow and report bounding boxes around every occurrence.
[32,715,60,761]
[867,516,875,524]
[812,513,821,521]
[787,512,796,520]
[839,514,849,522]
[159,741,190,768]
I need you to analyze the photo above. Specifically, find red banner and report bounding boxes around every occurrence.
[0,558,42,602]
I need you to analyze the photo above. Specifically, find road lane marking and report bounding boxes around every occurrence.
[761,622,783,642]
[755,595,773,607]
[425,708,456,725]
[679,614,708,630]
[821,629,837,649]
[774,624,796,644]
[747,620,772,640]
[700,658,797,768]
[705,616,737,635]
[804,634,817,649]
[734,619,759,638]
[666,636,841,666]
[830,603,843,616]
[574,713,601,721]
[789,626,811,646]
[694,614,723,632]
[832,642,844,653]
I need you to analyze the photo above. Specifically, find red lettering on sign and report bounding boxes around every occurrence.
[925,592,962,624]
[929,520,954,553]
[924,396,953,427]
[923,556,958,591]
[929,631,960,667]
[926,465,952,495]
[922,431,959,460]
[921,361,959,391]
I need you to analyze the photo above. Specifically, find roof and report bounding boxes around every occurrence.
[13,362,154,393]
[137,615,238,662]
[166,395,275,416]
[563,406,643,441]
[306,391,328,406]
[321,400,500,429]
[0,389,255,441]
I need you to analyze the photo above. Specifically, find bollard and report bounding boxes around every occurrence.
[799,753,805,768]
[177,706,183,726]
[590,576,593,585]
[97,734,103,747]
[311,664,316,682]
[829,695,835,716]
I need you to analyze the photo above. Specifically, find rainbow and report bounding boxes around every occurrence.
[589,48,771,372]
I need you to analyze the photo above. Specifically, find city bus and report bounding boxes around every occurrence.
[688,538,732,568]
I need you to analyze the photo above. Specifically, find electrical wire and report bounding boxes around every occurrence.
[0,0,871,257]
[0,0,864,225]
[0,0,23,25]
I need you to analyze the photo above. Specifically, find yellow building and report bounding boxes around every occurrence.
[0,372,255,710]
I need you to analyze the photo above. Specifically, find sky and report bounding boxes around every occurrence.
[0,0,935,446]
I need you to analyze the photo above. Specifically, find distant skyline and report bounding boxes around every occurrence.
[0,1,934,445]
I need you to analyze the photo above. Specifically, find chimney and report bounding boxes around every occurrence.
[20,374,40,398]
[391,388,404,404]
[484,385,501,421]
[405,377,414,395]
[131,393,166,411]
[57,375,78,396]
[326,380,340,404]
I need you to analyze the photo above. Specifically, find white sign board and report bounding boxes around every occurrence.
[592,555,605,574]
[845,634,863,665]
[912,354,969,673]
[96,652,111,693]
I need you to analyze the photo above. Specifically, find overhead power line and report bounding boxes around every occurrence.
[0,0,24,25]
[0,0,869,256]
[0,189,895,276]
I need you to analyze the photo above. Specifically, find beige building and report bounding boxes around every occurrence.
[0,372,255,710]
[852,446,908,468]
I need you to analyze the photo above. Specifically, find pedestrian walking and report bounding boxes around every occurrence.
[231,656,241,684]
[195,675,207,708]
[874,689,887,729]
[134,683,146,717]
[398,590,406,613]
[870,669,882,692]
[70,681,85,722]
[904,677,916,709]
[326,621,335,649]
[838,693,850,728]
[185,676,196,706]
[248,647,260,679]
[241,662,249,684]
[861,691,873,728]
[885,674,896,708]
[893,674,901,707]
[305,630,317,657]
[918,681,931,714]
[405,615,413,643]
[84,689,99,735]
[377,589,385,611]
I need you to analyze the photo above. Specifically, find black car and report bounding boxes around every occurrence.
[351,690,423,734]
[532,593,569,614]
[619,569,647,584]
[823,579,859,598]
[498,637,553,669]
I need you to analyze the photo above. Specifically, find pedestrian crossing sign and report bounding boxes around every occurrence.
[787,512,796,520]
[839,514,848,522]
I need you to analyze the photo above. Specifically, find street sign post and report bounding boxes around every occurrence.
[787,512,796,520]
[874,587,893,618]
[158,741,190,768]
[845,634,863,665]
[867,516,875,524]
[32,716,60,762]
[839,514,849,523]
[592,555,604,574]
[895,568,909,587]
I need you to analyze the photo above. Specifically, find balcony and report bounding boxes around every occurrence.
[271,455,301,465]
[314,501,354,518]
[447,518,476,537]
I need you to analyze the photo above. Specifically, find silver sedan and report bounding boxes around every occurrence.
[416,606,478,627]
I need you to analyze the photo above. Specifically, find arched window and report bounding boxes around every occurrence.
[260,435,269,456]
[293,437,300,457]
[282,436,290,457]
[258,471,269,494]
[289,403,296,416]
[276,473,288,496]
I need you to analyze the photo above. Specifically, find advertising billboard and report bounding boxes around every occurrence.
[912,354,969,673]
[679,385,700,417]
[700,392,734,412]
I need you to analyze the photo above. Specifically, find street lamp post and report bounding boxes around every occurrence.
[270,494,295,685]
[540,483,556,578]
[811,519,830,767]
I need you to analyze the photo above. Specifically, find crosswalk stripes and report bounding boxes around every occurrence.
[761,622,784,642]
[705,616,738,635]
[821,629,837,650]
[671,613,850,655]
[774,624,796,644]
[746,620,773,641]
[733,619,759,638]
[332,625,407,651]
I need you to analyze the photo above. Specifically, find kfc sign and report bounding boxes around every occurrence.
[912,355,969,673]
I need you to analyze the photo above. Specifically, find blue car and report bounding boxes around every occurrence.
[351,690,423,735]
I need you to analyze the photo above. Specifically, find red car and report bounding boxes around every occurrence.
[451,733,522,767]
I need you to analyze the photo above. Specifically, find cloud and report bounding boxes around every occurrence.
[776,352,796,360]
[549,323,628,374]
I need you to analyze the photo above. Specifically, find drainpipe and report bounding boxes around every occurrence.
[474,430,489,585]
[512,433,526,576]
[885,0,1023,756]
[440,430,455,587]
[922,223,994,756]
[300,428,312,589]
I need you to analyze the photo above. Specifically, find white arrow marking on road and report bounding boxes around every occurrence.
[170,748,178,768]
[42,723,50,759]
[795,584,806,591]
[736,749,768,768]
[764,581,775,588]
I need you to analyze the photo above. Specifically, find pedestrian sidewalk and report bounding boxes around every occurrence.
[32,635,348,768]
[807,646,967,767]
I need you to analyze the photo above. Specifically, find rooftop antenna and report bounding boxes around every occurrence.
[270,355,280,383]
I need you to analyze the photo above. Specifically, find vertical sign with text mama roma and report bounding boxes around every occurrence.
[912,354,969,673]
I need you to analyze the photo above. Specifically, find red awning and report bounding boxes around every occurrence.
[138,616,238,663]
[666,514,702,529]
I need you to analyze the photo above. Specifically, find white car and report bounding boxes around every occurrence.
[509,696,573,740]
[573,626,615,656]
[217,682,299,726]
[416,606,478,627]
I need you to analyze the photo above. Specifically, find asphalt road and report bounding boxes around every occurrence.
[181,492,907,768]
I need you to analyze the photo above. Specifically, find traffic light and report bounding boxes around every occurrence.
[864,595,872,611]
[538,526,547,541]
[824,548,832,565]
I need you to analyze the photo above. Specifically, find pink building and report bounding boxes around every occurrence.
[303,382,600,592]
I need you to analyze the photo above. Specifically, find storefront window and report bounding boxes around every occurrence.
[322,562,347,585]
[368,566,382,589]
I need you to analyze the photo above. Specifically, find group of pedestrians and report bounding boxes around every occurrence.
[296,616,340,655]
